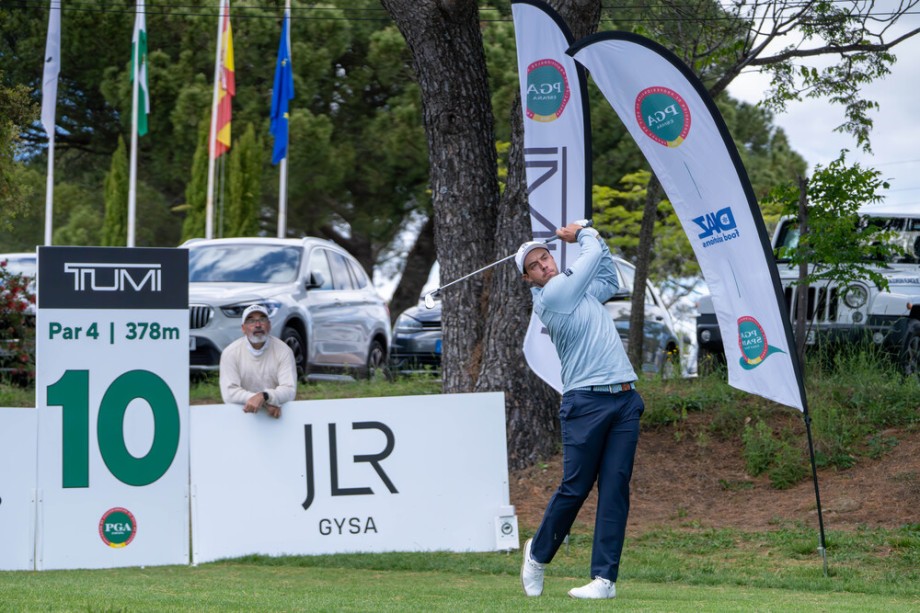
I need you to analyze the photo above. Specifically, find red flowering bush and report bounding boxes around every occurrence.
[0,258,36,385]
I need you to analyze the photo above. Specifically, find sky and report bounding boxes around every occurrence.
[727,12,920,210]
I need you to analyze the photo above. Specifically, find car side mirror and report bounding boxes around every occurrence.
[306,270,325,290]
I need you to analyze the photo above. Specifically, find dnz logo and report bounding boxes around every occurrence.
[63,262,162,292]
[302,421,398,511]
[692,207,737,239]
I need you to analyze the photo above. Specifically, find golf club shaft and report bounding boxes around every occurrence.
[433,235,565,296]
[423,220,593,307]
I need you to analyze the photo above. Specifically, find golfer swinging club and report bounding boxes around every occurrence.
[517,220,644,600]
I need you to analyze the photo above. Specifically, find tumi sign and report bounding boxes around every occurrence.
[38,247,186,309]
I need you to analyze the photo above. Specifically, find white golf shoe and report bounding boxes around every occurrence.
[568,576,616,599]
[520,538,545,597]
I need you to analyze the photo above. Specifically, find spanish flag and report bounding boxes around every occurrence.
[212,0,235,158]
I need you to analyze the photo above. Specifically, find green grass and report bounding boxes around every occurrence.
[3,525,919,611]
[4,360,920,609]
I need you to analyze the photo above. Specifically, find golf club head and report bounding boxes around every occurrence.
[423,291,438,309]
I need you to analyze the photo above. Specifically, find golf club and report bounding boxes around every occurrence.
[422,220,593,309]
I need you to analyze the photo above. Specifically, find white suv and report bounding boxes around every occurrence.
[185,237,391,379]
[696,204,920,374]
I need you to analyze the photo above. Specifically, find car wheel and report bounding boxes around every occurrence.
[281,326,307,381]
[898,319,920,377]
[365,339,391,381]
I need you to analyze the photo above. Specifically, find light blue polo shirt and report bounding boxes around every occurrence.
[530,228,637,393]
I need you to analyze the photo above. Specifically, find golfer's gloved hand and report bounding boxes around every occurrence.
[572,219,592,228]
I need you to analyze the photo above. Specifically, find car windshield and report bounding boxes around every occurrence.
[189,245,301,283]
[775,216,914,262]
[1,256,36,278]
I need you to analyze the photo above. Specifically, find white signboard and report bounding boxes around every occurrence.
[190,393,516,564]
[0,407,37,571]
[35,247,190,570]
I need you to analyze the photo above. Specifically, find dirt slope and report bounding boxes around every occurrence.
[510,418,920,533]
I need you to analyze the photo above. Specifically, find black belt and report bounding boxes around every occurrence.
[578,382,636,393]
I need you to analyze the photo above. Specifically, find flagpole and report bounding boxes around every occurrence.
[127,0,143,248]
[205,0,225,240]
[277,157,288,238]
[276,0,291,239]
[41,0,61,246]
[44,133,55,246]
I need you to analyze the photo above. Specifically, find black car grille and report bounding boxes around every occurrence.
[189,305,213,329]
[783,285,840,323]
[190,336,221,368]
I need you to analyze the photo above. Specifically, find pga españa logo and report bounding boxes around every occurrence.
[525,59,570,122]
[99,507,137,548]
[635,86,690,147]
[737,316,784,370]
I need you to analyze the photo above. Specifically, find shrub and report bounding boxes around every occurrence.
[0,259,35,385]
[767,440,808,489]
[741,420,779,476]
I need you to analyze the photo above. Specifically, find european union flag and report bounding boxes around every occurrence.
[270,11,295,165]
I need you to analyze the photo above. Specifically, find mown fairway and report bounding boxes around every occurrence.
[3,523,920,611]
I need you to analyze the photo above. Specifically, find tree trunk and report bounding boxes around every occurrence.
[472,0,602,470]
[388,216,437,324]
[476,95,560,470]
[381,0,601,470]
[627,173,662,372]
[380,0,499,393]
[796,176,809,365]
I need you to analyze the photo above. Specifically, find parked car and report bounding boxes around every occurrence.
[390,256,681,376]
[0,252,37,302]
[390,300,443,374]
[185,237,391,380]
[696,203,920,374]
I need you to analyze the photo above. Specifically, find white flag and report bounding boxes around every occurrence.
[571,33,806,411]
[41,0,61,136]
[512,0,592,393]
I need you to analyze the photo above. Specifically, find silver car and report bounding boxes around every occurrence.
[185,237,391,379]
[603,257,681,376]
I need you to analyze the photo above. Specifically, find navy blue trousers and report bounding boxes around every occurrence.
[530,388,644,582]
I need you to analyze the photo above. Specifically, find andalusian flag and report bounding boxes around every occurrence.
[131,0,149,136]
[213,0,235,158]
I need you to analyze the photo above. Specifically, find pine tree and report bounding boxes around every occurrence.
[101,136,129,246]
[227,123,261,237]
[181,116,210,242]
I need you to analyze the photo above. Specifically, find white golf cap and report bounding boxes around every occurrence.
[515,241,549,274]
[241,304,269,323]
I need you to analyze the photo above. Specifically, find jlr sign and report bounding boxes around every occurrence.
[302,422,398,511]
[189,394,515,563]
